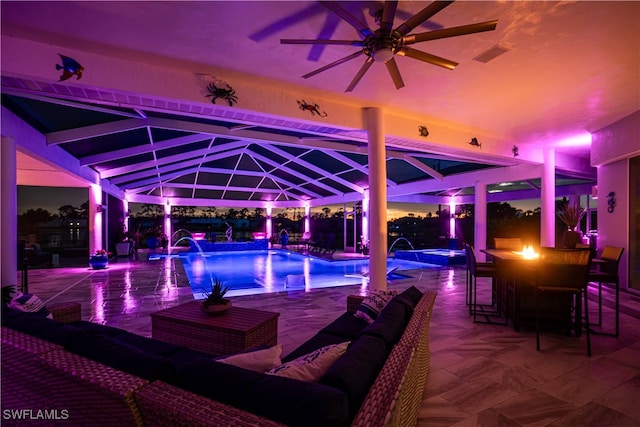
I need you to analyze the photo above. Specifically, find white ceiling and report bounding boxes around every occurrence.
[2,0,638,156]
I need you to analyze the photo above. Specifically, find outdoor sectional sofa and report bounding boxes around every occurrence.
[1,287,437,427]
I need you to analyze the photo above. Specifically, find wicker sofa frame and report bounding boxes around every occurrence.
[1,291,437,427]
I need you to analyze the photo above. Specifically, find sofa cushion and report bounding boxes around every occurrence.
[9,293,52,319]
[319,334,388,420]
[318,311,369,340]
[69,320,128,337]
[283,331,353,362]
[248,372,350,427]
[266,342,349,382]
[217,344,282,372]
[399,285,423,307]
[358,299,409,350]
[177,357,264,403]
[3,310,84,346]
[66,332,176,382]
[355,289,397,324]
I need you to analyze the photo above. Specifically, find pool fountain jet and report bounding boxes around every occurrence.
[388,237,420,262]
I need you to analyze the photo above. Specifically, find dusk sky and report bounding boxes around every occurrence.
[18,185,541,219]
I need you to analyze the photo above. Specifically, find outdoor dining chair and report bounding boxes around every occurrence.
[526,248,593,356]
[588,245,624,337]
[493,237,523,251]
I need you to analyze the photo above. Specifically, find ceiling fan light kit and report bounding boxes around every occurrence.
[281,0,498,91]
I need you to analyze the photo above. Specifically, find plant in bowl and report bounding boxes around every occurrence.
[201,278,232,314]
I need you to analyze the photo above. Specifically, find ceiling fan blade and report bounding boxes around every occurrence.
[403,20,498,45]
[281,38,366,46]
[385,58,405,89]
[346,57,374,92]
[320,1,373,38]
[397,47,458,70]
[379,1,398,32]
[395,1,453,36]
[302,50,364,79]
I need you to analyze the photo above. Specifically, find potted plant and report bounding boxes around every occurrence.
[89,249,109,269]
[557,195,586,248]
[145,227,160,251]
[201,278,232,315]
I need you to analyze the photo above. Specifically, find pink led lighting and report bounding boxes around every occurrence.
[555,132,592,147]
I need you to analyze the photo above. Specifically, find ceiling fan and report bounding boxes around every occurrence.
[281,0,498,92]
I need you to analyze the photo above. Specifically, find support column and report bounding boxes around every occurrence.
[474,181,487,262]
[164,199,172,251]
[89,184,103,255]
[1,137,18,287]
[541,147,556,247]
[266,204,273,241]
[304,203,310,235]
[364,108,387,291]
[122,199,129,233]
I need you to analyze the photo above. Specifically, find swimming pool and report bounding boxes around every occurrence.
[168,250,436,297]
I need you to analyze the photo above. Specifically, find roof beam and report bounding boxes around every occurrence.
[103,140,247,180]
[401,154,444,180]
[46,118,148,145]
[80,133,212,166]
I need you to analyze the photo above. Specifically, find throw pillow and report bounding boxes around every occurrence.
[216,344,283,372]
[355,289,397,324]
[9,293,52,319]
[266,341,349,382]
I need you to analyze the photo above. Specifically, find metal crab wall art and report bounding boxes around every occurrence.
[206,80,238,106]
[418,126,429,137]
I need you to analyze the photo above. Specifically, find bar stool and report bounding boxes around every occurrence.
[588,245,624,337]
[526,248,593,356]
[464,243,500,323]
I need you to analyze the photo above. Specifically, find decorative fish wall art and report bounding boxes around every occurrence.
[56,54,84,81]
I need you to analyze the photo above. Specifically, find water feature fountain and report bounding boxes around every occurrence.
[388,237,416,255]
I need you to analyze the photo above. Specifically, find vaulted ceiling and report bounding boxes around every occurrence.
[2,1,637,208]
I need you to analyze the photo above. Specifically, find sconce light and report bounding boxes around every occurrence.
[512,145,519,157]
[607,191,617,213]
[418,125,429,137]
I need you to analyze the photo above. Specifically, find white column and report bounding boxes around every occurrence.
[266,204,273,241]
[364,108,387,291]
[89,184,103,254]
[474,181,487,262]
[122,198,129,233]
[541,147,556,247]
[1,137,18,288]
[164,199,172,250]
[304,203,310,235]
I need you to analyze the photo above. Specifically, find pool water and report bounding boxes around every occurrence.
[169,250,437,297]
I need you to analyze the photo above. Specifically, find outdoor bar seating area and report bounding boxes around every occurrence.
[464,239,628,357]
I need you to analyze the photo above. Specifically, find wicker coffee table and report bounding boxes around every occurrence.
[151,301,279,356]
